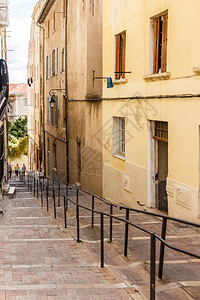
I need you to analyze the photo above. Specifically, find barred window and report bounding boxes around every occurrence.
[113,117,125,157]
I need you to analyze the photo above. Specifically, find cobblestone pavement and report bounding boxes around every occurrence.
[0,177,199,299]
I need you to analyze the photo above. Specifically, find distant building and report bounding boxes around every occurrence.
[8,83,27,122]
[27,2,40,172]
[0,0,9,194]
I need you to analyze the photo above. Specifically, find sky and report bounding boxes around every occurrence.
[7,0,36,83]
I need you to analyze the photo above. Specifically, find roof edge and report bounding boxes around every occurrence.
[37,0,56,24]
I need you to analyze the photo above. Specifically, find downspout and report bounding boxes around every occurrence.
[36,21,46,177]
[65,0,69,184]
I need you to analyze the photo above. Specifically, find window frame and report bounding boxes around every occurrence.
[115,31,126,80]
[153,12,168,74]
[113,117,125,158]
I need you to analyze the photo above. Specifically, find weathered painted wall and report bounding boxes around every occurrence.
[102,0,200,222]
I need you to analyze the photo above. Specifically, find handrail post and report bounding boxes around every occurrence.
[158,218,167,279]
[77,202,80,242]
[33,176,35,196]
[124,208,130,257]
[40,181,43,207]
[46,185,49,212]
[37,178,39,199]
[53,185,56,219]
[100,213,104,268]
[150,234,156,300]
[28,175,29,189]
[64,196,67,228]
[91,195,94,228]
[76,189,79,218]
[58,181,61,207]
[52,179,55,199]
[110,205,113,243]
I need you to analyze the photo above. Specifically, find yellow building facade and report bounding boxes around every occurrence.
[102,0,200,222]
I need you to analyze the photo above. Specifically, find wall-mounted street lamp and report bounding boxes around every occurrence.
[49,88,65,109]
[49,95,56,109]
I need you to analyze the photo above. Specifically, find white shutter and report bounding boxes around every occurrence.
[60,50,62,73]
[55,47,58,75]
[48,54,50,78]
[50,52,53,77]
[45,56,47,80]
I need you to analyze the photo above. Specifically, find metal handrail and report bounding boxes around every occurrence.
[119,205,200,228]
[43,176,117,208]
[27,174,200,300]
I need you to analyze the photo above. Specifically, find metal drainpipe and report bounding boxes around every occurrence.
[36,21,46,177]
[65,0,69,185]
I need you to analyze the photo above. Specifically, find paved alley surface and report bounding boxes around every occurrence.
[0,178,199,299]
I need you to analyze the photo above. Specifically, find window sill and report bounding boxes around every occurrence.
[193,67,200,75]
[112,154,125,161]
[113,78,128,85]
[143,72,171,82]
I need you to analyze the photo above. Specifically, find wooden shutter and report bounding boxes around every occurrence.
[115,35,120,79]
[55,96,58,127]
[47,96,49,123]
[122,32,126,79]
[153,17,160,74]
[55,47,58,75]
[161,14,168,73]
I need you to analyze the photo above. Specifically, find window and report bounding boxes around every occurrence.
[60,47,65,73]
[47,20,50,37]
[52,49,55,76]
[113,117,125,157]
[23,98,27,107]
[63,0,65,17]
[154,121,168,142]
[153,13,168,74]
[53,10,56,31]
[115,32,126,80]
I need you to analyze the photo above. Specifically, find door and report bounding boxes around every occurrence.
[154,121,168,212]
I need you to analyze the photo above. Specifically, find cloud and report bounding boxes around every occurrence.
[7,0,36,83]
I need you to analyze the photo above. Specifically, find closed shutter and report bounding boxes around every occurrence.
[60,50,62,73]
[161,14,168,73]
[115,35,120,79]
[48,54,50,78]
[47,96,49,123]
[55,47,58,75]
[45,56,47,80]
[50,52,53,77]
[55,95,58,127]
[153,17,160,74]
[122,32,126,79]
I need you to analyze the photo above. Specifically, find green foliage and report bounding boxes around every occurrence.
[8,116,27,138]
[8,117,28,159]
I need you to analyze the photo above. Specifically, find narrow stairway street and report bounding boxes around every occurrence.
[0,177,199,299]
[0,178,141,300]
